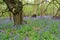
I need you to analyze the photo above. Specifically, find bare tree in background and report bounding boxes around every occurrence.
[40,0,45,16]
[32,0,39,17]
[34,0,37,14]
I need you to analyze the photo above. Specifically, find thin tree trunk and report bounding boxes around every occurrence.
[40,0,44,16]
[9,12,12,20]
[33,0,38,15]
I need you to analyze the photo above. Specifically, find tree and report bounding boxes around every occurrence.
[3,0,23,25]
[33,0,39,16]
[40,0,44,16]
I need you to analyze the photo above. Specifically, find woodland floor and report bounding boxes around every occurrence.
[0,16,60,40]
[0,16,60,25]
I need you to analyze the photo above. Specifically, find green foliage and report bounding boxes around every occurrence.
[0,0,60,40]
[0,0,60,17]
[0,18,60,40]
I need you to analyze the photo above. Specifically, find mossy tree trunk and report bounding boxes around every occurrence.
[13,9,23,25]
[3,0,23,25]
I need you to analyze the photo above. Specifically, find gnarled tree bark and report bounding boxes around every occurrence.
[3,0,23,25]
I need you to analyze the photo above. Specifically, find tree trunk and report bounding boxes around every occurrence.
[9,12,12,20]
[13,13,23,25]
[33,0,38,15]
[3,0,23,25]
[40,0,44,16]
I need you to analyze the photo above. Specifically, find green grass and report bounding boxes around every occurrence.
[0,18,60,40]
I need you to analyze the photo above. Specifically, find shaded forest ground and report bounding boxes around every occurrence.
[0,16,60,40]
